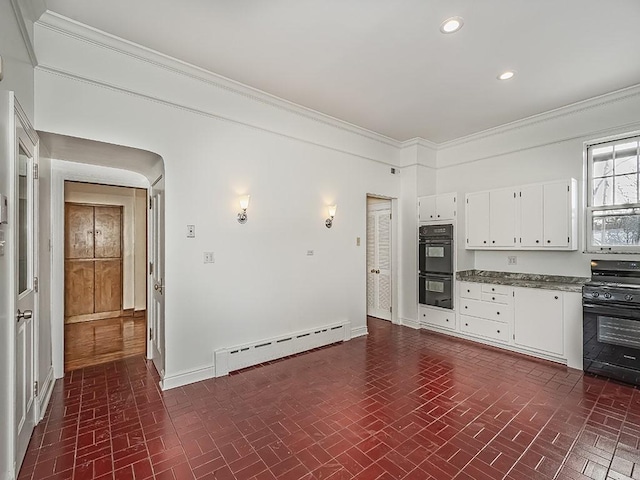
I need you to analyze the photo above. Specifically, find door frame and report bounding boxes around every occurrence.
[366,194,399,325]
[50,162,149,378]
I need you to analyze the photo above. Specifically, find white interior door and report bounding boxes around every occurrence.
[367,201,392,321]
[149,177,165,380]
[15,113,38,470]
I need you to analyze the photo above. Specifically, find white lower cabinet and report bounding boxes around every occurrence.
[513,287,564,356]
[460,315,509,343]
[434,281,581,367]
[419,305,456,330]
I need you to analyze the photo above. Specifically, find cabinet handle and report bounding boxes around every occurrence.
[483,240,487,244]
[497,330,501,334]
[547,240,551,244]
[497,312,500,315]
[423,314,425,317]
[446,319,449,322]
[536,240,539,244]
[492,288,495,291]
[437,215,440,218]
[465,323,468,326]
[465,306,468,309]
[430,215,433,218]
[492,240,496,244]
[554,296,558,300]
[492,297,495,300]
[467,289,470,293]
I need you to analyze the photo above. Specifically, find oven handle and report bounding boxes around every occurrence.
[420,273,453,281]
[583,302,640,320]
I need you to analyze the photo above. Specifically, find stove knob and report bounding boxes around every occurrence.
[604,293,612,299]
[626,294,634,301]
[592,292,599,298]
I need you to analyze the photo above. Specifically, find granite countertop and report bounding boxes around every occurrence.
[456,270,589,293]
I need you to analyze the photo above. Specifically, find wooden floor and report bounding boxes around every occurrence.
[64,315,146,371]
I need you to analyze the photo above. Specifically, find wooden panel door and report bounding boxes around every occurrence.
[64,203,122,323]
[65,204,94,259]
[95,259,122,313]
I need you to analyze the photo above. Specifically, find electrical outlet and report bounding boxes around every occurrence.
[203,252,215,263]
[187,225,196,238]
[508,256,517,265]
[356,237,361,246]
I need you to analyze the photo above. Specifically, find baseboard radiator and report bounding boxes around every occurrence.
[214,321,350,377]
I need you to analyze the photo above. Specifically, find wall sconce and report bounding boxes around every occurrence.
[325,204,337,228]
[237,195,250,224]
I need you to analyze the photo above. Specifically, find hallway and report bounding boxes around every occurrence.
[18,318,640,479]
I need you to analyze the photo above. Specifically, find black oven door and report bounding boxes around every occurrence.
[584,302,640,384]
[419,274,453,309]
[419,240,453,275]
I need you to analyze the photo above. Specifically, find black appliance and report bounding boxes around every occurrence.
[419,224,454,309]
[583,260,640,385]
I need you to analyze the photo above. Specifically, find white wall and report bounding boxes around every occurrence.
[34,17,405,385]
[64,182,146,311]
[437,86,640,277]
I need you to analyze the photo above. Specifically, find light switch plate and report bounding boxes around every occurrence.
[203,252,214,263]
[307,250,314,256]
[187,225,195,238]
[508,256,517,265]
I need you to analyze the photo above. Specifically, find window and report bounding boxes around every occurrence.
[587,134,640,252]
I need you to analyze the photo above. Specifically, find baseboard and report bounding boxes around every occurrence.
[215,321,350,377]
[38,366,55,422]
[351,326,369,338]
[401,317,420,330]
[160,365,215,391]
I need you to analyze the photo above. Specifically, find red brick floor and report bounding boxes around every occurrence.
[18,317,640,480]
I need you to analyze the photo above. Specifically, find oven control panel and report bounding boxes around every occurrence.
[583,285,640,305]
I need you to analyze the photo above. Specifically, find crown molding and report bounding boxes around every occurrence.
[36,11,403,150]
[10,0,38,67]
[36,64,401,169]
[438,83,640,150]
[400,137,438,150]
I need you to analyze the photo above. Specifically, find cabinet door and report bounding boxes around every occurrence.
[466,192,490,248]
[435,193,456,221]
[489,189,517,247]
[514,288,564,356]
[543,181,570,247]
[519,185,543,247]
[418,195,437,222]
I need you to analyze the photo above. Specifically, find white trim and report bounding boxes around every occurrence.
[9,0,38,67]
[160,365,215,391]
[439,84,640,150]
[37,65,401,169]
[37,366,54,422]
[50,160,148,378]
[351,326,369,338]
[400,317,420,330]
[36,11,401,150]
[400,137,439,150]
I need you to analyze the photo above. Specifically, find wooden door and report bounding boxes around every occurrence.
[65,203,122,323]
[150,177,165,378]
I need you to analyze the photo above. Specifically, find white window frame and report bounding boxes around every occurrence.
[585,132,640,253]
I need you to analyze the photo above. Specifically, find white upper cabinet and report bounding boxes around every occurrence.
[419,192,456,223]
[466,192,490,247]
[466,179,577,250]
[489,189,517,247]
[465,189,516,248]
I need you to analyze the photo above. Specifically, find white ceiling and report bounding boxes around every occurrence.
[35,0,640,143]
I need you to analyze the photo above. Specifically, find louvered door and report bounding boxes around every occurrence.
[367,206,392,321]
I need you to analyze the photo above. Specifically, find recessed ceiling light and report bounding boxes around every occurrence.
[498,71,516,80]
[440,17,464,34]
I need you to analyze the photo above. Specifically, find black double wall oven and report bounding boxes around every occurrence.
[419,224,454,309]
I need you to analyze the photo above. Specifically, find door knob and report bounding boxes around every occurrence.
[370,269,376,273]
[16,309,32,322]
[376,270,380,274]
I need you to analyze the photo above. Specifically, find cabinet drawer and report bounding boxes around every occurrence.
[419,307,456,331]
[459,298,511,323]
[459,282,481,300]
[460,315,510,343]
[481,292,510,305]
[481,284,512,296]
